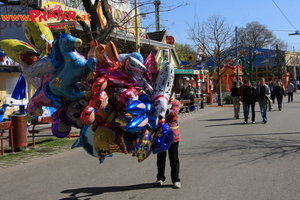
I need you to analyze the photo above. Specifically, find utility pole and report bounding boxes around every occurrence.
[134,0,140,53]
[235,26,239,86]
[293,46,297,92]
[153,1,161,32]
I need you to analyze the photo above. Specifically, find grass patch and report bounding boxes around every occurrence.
[0,136,77,162]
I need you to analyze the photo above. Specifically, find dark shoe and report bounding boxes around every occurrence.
[263,120,267,124]
[243,121,248,124]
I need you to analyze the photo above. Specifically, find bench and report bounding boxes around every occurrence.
[193,98,204,111]
[0,121,13,155]
[179,100,191,112]
[29,116,52,147]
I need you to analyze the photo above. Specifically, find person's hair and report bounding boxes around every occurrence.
[243,79,249,84]
[233,81,237,86]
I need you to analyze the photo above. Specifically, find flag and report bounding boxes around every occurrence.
[11,73,27,100]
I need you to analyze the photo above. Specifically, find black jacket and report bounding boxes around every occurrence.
[274,85,286,97]
[243,86,257,103]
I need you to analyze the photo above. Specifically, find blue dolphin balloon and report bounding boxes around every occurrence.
[71,124,98,157]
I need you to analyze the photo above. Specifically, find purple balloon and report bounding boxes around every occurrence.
[51,110,71,138]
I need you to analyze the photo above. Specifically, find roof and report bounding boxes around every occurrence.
[146,30,168,42]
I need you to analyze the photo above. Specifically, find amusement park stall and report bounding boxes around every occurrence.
[212,64,243,92]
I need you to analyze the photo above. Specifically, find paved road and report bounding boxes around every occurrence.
[1,94,300,200]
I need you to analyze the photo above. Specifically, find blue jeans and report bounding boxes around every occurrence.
[243,101,255,122]
[259,99,268,121]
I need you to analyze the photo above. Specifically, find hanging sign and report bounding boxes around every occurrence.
[166,36,175,45]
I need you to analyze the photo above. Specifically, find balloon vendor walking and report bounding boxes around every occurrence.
[154,85,181,189]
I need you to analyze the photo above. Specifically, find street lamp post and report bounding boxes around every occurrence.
[288,31,300,36]
[289,32,300,91]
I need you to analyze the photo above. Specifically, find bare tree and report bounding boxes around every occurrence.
[187,14,234,106]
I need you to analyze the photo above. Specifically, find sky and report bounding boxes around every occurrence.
[142,0,300,52]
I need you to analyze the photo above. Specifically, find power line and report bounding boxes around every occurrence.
[271,0,298,31]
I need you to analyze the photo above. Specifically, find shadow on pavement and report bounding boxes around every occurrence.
[182,135,300,167]
[60,183,173,199]
[200,117,235,121]
[205,122,245,127]
[210,131,300,138]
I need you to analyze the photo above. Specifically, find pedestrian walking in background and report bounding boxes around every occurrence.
[286,80,295,103]
[185,84,198,112]
[274,80,286,111]
[154,85,181,189]
[297,79,300,90]
[256,78,270,124]
[242,80,257,124]
[238,80,246,101]
[179,84,185,100]
[269,81,275,103]
[231,81,241,119]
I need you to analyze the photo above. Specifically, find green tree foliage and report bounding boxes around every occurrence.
[174,43,197,62]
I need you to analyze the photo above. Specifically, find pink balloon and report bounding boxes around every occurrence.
[27,74,53,116]
[104,67,136,88]
[144,52,158,84]
[115,87,139,111]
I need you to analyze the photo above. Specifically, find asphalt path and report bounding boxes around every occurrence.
[1,94,300,200]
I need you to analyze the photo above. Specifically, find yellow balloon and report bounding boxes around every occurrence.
[94,126,116,154]
[0,39,38,69]
[23,21,54,56]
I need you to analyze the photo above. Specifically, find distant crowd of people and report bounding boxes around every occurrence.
[231,78,295,124]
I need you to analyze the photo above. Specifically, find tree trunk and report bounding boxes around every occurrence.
[217,67,223,106]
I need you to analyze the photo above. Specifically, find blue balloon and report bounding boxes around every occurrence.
[126,100,146,115]
[139,93,156,114]
[118,52,144,63]
[147,115,158,129]
[46,33,95,108]
[71,124,98,157]
[152,123,174,154]
[126,113,148,133]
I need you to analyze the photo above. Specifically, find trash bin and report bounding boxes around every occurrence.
[8,114,28,148]
[190,101,196,111]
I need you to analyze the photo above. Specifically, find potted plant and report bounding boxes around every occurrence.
[223,95,233,104]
